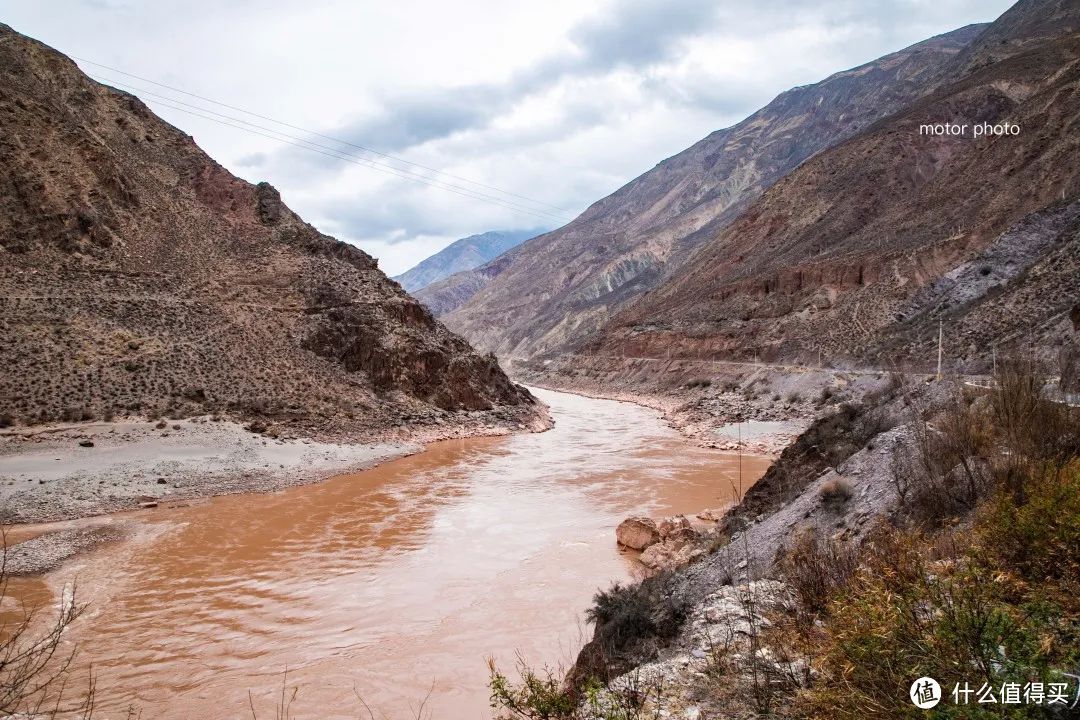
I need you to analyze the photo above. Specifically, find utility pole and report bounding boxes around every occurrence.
[737,420,743,497]
[936,320,943,380]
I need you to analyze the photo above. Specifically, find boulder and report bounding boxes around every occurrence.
[696,505,731,522]
[616,516,660,550]
[657,514,692,538]
[640,541,703,574]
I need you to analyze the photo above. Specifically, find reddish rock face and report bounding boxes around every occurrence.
[0,23,539,436]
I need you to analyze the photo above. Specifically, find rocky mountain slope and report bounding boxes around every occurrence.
[585,0,1079,373]
[0,23,542,439]
[393,228,539,293]
[425,24,986,356]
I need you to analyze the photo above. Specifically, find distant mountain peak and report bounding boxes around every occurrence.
[393,229,543,293]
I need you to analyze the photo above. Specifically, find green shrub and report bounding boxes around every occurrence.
[978,461,1080,586]
[799,468,1080,719]
[489,658,576,720]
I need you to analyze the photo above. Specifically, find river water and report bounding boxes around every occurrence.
[14,388,770,719]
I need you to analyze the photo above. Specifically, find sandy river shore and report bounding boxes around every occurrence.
[0,417,419,525]
[0,418,428,572]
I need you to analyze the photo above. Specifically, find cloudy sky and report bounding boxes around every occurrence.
[7,0,1012,275]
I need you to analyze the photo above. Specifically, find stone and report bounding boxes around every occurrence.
[78,439,94,447]
[696,505,730,522]
[658,514,692,539]
[616,516,660,550]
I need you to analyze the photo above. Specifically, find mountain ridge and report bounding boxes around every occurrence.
[578,0,1079,372]
[393,228,539,293]
[428,24,988,357]
[0,23,542,439]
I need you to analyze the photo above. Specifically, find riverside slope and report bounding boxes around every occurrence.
[0,23,544,442]
[422,24,986,356]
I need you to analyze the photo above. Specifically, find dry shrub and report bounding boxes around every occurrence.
[778,530,859,615]
[1061,343,1079,395]
[818,479,852,509]
[991,355,1080,504]
[978,459,1080,588]
[581,575,687,671]
[0,539,94,718]
[891,386,993,525]
[798,362,1080,720]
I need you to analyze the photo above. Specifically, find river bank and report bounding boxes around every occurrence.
[3,388,772,718]
[0,412,554,523]
[512,356,862,456]
[0,400,552,573]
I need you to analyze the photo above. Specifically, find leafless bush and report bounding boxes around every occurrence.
[1060,343,1078,395]
[892,385,992,525]
[0,533,94,718]
[990,355,1080,504]
[777,529,859,614]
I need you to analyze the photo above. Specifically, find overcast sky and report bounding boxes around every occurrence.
[6,0,1013,275]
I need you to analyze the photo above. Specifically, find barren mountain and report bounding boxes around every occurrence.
[427,24,986,356]
[393,229,539,293]
[583,0,1079,372]
[0,24,542,439]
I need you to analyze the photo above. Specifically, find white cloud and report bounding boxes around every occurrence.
[4,0,1014,276]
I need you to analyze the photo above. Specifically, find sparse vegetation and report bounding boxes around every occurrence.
[817,478,852,508]
[778,531,859,616]
[782,361,1080,719]
[574,575,688,683]
[0,537,94,718]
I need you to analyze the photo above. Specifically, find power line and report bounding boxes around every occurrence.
[72,55,574,216]
[87,74,571,223]
[99,85,564,223]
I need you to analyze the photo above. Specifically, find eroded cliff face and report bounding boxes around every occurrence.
[426,24,986,358]
[586,1,1080,372]
[0,23,541,437]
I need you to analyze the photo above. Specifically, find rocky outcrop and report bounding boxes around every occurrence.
[0,23,543,438]
[617,514,704,575]
[434,25,986,358]
[585,581,799,719]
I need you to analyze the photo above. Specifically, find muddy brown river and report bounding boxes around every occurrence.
[11,389,769,719]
